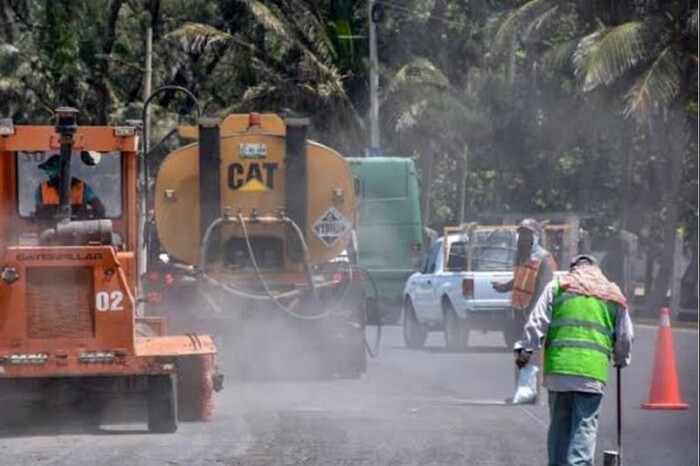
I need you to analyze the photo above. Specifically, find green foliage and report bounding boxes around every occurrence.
[573,22,647,92]
[0,0,695,272]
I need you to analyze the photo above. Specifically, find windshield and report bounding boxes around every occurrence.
[17,151,122,218]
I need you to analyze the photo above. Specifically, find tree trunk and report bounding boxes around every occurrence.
[421,152,434,227]
[680,231,698,308]
[619,120,634,231]
[458,144,469,224]
[648,110,687,315]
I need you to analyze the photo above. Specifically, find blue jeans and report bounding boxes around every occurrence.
[547,390,603,466]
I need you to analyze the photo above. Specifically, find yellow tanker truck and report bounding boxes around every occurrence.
[146,112,368,379]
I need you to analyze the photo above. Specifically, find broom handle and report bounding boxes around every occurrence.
[617,365,622,464]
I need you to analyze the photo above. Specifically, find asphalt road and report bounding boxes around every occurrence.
[0,324,696,466]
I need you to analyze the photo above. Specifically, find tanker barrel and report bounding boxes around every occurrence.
[284,117,310,263]
[198,117,222,261]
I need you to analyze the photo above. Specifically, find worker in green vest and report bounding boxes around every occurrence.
[513,254,634,466]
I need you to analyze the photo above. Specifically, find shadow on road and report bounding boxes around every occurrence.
[0,402,152,438]
[394,345,512,354]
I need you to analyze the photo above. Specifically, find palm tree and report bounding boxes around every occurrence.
[492,0,698,313]
[164,0,366,152]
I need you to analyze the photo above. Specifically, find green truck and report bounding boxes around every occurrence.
[347,157,424,324]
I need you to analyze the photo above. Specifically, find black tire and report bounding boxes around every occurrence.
[444,303,469,352]
[177,355,215,422]
[147,374,178,433]
[403,300,428,349]
[335,343,367,379]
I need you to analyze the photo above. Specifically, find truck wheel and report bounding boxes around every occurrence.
[147,374,178,433]
[444,305,469,352]
[334,339,367,379]
[403,301,427,349]
[177,355,215,422]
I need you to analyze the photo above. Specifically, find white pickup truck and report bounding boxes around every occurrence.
[402,227,524,351]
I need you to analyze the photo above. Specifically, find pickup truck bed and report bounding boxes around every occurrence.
[402,232,532,351]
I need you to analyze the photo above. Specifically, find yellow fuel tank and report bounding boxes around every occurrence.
[154,113,356,268]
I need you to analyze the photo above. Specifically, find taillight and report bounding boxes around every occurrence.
[411,243,422,267]
[148,271,160,282]
[462,278,474,298]
[332,271,345,283]
[147,292,162,305]
[164,273,175,285]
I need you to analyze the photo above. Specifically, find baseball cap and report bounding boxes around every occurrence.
[569,254,597,269]
[517,218,541,235]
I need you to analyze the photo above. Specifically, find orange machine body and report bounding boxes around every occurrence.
[0,124,215,380]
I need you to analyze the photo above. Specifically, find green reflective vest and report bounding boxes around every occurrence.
[544,285,617,382]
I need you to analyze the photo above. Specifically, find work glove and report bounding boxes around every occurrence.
[514,349,532,369]
[491,281,507,292]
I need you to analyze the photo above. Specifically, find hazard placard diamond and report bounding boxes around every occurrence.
[312,207,351,247]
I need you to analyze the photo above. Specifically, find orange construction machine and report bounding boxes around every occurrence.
[0,108,220,433]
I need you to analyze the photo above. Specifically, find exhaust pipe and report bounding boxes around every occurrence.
[54,107,79,222]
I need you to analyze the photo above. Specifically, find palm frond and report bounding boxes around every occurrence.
[523,5,560,42]
[540,39,577,73]
[243,0,344,94]
[574,21,647,92]
[384,57,450,99]
[166,22,241,55]
[281,0,336,65]
[244,0,295,43]
[624,46,683,125]
[688,8,698,36]
[492,0,554,54]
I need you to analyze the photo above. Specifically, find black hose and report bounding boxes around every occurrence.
[198,215,330,320]
[198,214,382,355]
[350,265,381,359]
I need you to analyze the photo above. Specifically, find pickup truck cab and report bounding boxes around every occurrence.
[402,228,521,351]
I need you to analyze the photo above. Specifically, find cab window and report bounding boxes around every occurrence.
[446,241,468,271]
[424,242,441,274]
[17,151,122,218]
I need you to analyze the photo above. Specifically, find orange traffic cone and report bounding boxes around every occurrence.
[641,307,689,410]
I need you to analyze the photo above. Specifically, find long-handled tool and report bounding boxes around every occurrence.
[603,366,622,465]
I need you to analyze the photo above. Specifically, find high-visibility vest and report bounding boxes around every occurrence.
[511,254,556,310]
[544,286,617,382]
[40,181,85,205]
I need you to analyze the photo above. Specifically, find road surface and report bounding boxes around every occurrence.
[0,324,696,465]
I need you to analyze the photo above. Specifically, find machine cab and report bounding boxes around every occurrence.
[0,109,141,316]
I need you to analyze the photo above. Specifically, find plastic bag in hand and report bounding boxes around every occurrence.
[513,364,538,404]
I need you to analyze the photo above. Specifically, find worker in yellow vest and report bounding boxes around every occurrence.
[35,154,106,218]
[513,254,633,466]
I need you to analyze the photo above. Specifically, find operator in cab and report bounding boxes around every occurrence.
[35,153,106,218]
